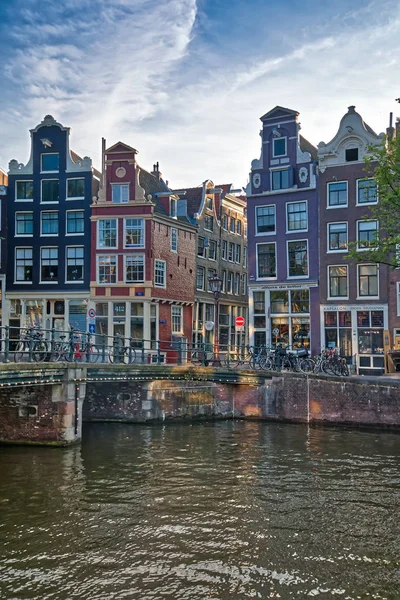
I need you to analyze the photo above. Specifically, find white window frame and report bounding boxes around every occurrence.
[171,305,183,334]
[66,210,85,236]
[356,219,378,251]
[286,239,309,279]
[227,271,233,294]
[356,178,378,206]
[111,183,129,203]
[256,241,277,280]
[40,153,59,174]
[171,227,178,252]
[15,211,33,237]
[327,221,348,253]
[97,219,118,249]
[124,254,145,284]
[66,177,85,200]
[15,246,33,284]
[15,180,33,202]
[40,210,59,237]
[255,204,276,236]
[208,240,217,261]
[154,259,166,288]
[234,273,240,295]
[41,179,59,204]
[196,266,205,291]
[65,246,84,283]
[124,218,145,249]
[327,180,348,209]
[40,246,58,284]
[272,136,287,158]
[97,254,117,285]
[286,200,308,233]
[357,263,379,299]
[221,240,227,261]
[228,242,235,262]
[327,264,349,300]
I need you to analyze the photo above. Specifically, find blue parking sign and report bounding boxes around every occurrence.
[88,323,96,334]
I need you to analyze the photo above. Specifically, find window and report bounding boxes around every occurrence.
[98,219,117,248]
[357,179,377,204]
[209,240,217,260]
[41,211,59,235]
[236,220,242,235]
[66,247,84,281]
[125,218,144,248]
[358,264,378,297]
[288,240,308,277]
[206,197,213,210]
[228,242,235,262]
[357,310,384,356]
[345,148,358,162]
[204,215,213,231]
[272,169,289,190]
[111,184,129,203]
[243,247,247,268]
[16,181,33,201]
[273,137,287,157]
[230,217,235,233]
[41,180,59,203]
[329,265,348,298]
[125,255,144,283]
[253,291,266,330]
[172,306,183,334]
[15,212,33,235]
[328,181,347,207]
[15,248,33,282]
[221,240,227,260]
[270,290,289,314]
[154,259,166,287]
[198,237,206,258]
[67,178,85,199]
[41,153,59,172]
[221,270,226,293]
[257,243,276,278]
[256,205,275,234]
[291,289,309,313]
[98,255,117,284]
[196,266,205,290]
[222,214,228,229]
[40,247,58,282]
[66,210,84,234]
[328,222,348,251]
[235,244,241,264]
[234,273,240,295]
[207,269,216,292]
[287,202,307,231]
[171,228,178,252]
[241,274,246,295]
[357,220,378,250]
[227,271,233,293]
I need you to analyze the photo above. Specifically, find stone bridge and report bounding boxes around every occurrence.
[0,363,399,446]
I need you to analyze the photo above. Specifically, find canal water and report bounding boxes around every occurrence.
[0,422,399,600]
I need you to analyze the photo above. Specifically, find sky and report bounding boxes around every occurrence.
[0,0,399,189]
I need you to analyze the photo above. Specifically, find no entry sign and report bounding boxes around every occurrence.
[235,316,245,327]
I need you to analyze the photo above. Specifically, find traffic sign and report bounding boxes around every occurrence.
[88,308,96,319]
[235,316,245,327]
[272,328,280,336]
[205,321,214,331]
[88,323,95,334]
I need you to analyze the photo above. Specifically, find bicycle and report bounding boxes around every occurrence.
[14,328,49,362]
[108,344,137,364]
[52,333,100,363]
[190,345,213,367]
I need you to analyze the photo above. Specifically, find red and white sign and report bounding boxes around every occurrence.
[235,316,245,327]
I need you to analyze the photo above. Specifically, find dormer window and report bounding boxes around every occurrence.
[345,148,358,162]
[170,198,177,217]
[273,137,287,158]
[112,183,129,203]
[41,153,59,172]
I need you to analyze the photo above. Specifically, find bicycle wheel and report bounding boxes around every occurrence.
[341,360,350,376]
[14,342,26,362]
[33,341,49,362]
[127,347,136,364]
[260,356,274,371]
[300,357,315,374]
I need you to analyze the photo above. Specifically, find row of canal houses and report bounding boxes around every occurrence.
[0,106,399,373]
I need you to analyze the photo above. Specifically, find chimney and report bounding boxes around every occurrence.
[387,112,395,141]
[151,161,162,181]
[102,137,106,188]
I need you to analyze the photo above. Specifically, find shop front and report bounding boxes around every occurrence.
[95,300,158,349]
[321,304,388,375]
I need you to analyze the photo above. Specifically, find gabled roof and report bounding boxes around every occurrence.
[139,167,170,200]
[260,105,299,122]
[299,135,318,161]
[106,141,138,154]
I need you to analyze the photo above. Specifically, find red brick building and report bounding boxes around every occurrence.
[90,142,196,362]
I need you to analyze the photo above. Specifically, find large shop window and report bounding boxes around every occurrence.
[125,219,144,248]
[288,240,308,277]
[287,202,307,232]
[357,310,384,355]
[324,311,352,358]
[257,243,276,278]
[253,291,266,330]
[256,205,275,234]
[98,219,117,248]
[358,264,378,297]
[98,255,117,284]
[131,303,144,347]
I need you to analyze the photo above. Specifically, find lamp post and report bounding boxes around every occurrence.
[208,273,223,367]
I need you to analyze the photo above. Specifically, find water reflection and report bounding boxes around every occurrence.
[0,422,399,599]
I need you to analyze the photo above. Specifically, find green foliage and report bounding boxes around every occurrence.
[347,132,400,267]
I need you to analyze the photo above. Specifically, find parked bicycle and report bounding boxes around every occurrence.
[14,328,48,362]
[52,331,100,363]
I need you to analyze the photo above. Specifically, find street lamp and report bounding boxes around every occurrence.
[208,273,223,367]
